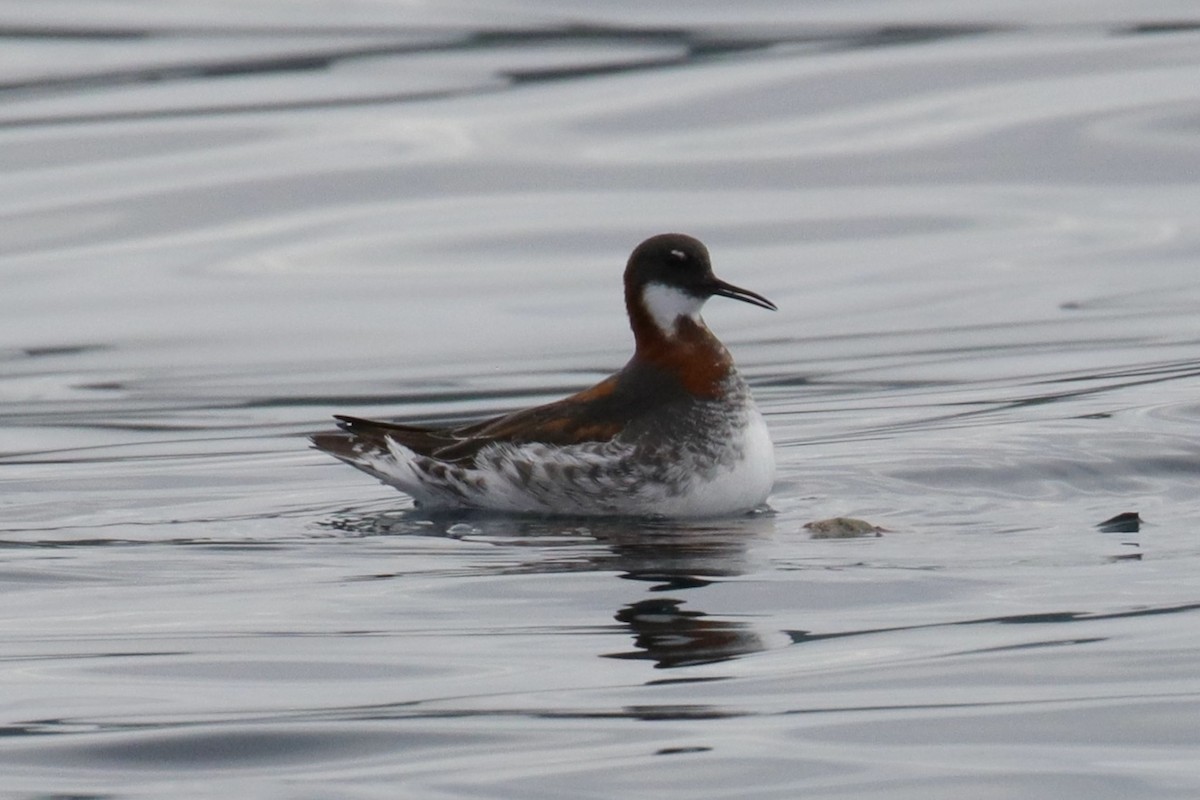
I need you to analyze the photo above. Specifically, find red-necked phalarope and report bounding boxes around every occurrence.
[311,233,776,517]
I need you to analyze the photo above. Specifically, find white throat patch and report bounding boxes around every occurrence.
[642,282,704,336]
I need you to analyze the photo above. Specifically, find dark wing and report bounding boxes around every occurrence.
[437,374,629,457]
[312,359,689,465]
[311,374,630,465]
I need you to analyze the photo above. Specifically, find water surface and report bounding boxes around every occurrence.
[4,2,1200,797]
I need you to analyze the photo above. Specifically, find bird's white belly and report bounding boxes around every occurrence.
[649,405,775,517]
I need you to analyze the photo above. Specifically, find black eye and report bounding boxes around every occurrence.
[667,249,689,265]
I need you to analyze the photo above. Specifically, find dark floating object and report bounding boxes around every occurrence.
[804,517,885,539]
[1097,512,1141,533]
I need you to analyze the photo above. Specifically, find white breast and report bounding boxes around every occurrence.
[651,403,775,517]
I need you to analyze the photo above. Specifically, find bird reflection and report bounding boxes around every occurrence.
[589,518,777,668]
[322,505,778,669]
[594,522,756,589]
[607,597,767,668]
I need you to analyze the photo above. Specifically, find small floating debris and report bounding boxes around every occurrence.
[1097,512,1141,533]
[804,517,885,539]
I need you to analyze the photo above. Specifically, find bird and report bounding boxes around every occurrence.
[311,233,776,517]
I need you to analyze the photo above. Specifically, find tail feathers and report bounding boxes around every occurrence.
[310,416,477,507]
[324,415,466,460]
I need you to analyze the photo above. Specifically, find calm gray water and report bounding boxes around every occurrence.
[4,2,1200,797]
